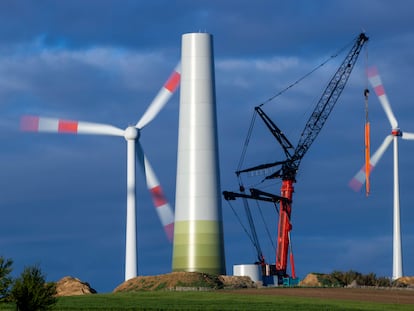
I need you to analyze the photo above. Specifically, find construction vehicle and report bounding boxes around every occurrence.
[223,33,368,285]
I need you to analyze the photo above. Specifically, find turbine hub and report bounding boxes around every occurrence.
[391,128,402,137]
[124,126,139,140]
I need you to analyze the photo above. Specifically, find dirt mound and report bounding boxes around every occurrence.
[55,276,97,297]
[114,272,256,292]
[394,276,414,287]
[218,275,256,289]
[299,273,321,287]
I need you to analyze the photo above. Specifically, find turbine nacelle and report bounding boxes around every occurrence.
[124,126,139,141]
[391,128,402,137]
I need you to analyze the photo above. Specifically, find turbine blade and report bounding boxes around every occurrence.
[136,142,174,242]
[367,67,399,129]
[402,132,414,140]
[20,115,124,136]
[349,135,393,191]
[136,63,181,129]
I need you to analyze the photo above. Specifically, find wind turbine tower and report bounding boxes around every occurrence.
[172,33,226,275]
[350,67,414,280]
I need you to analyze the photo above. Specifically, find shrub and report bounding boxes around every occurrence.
[329,270,346,286]
[0,256,13,302]
[11,265,57,311]
[376,276,392,287]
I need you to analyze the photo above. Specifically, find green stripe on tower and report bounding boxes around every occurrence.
[172,220,225,274]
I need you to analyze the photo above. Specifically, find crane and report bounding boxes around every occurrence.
[223,33,368,284]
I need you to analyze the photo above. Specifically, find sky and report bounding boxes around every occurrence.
[1,0,414,293]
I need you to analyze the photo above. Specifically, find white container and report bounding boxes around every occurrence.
[233,264,262,282]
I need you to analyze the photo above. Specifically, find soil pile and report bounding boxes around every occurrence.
[55,276,97,296]
[299,273,321,287]
[114,272,256,292]
[395,276,414,287]
[218,275,256,289]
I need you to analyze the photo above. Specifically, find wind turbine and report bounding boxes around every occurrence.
[349,66,414,280]
[21,63,181,281]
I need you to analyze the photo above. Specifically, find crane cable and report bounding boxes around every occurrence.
[225,200,256,247]
[257,35,357,108]
[237,110,258,175]
[236,110,269,193]
[364,45,371,196]
[254,199,277,252]
[225,187,278,262]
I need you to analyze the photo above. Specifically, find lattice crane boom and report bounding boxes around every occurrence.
[291,32,369,175]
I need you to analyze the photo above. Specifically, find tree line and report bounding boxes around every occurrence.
[315,270,395,287]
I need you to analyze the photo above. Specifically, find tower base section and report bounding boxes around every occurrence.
[172,220,225,275]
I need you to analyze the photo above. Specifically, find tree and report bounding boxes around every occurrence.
[0,256,13,302]
[11,265,57,311]
[330,270,346,286]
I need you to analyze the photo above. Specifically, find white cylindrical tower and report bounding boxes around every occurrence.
[125,133,137,280]
[172,33,226,275]
[392,136,403,280]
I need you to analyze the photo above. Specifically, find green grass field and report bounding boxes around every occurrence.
[1,291,412,311]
